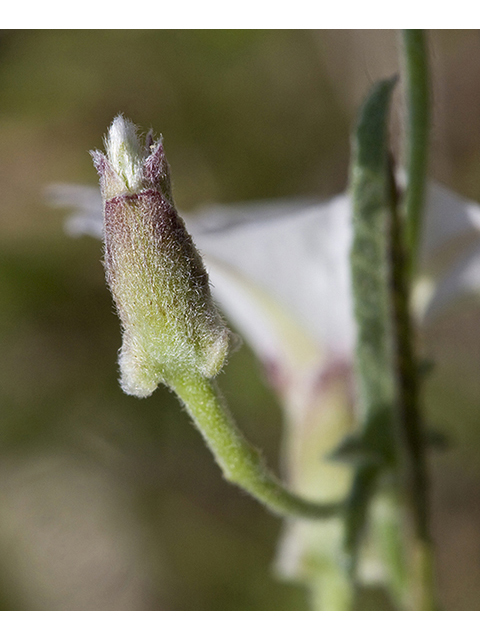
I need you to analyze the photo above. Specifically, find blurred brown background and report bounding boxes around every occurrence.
[0,29,480,610]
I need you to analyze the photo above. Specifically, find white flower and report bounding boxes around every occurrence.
[49,179,480,608]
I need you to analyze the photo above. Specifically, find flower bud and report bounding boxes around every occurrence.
[92,115,231,397]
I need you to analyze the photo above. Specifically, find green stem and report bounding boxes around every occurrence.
[388,162,435,609]
[412,539,436,610]
[398,30,436,608]
[401,29,430,274]
[166,369,340,520]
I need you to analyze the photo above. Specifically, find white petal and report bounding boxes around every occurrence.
[424,243,480,319]
[421,182,480,260]
[105,115,144,193]
[46,184,103,238]
[193,195,355,358]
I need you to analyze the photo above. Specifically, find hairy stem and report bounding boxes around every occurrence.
[166,369,341,520]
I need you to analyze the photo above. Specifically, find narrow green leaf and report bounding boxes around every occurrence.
[346,77,398,567]
[350,77,397,418]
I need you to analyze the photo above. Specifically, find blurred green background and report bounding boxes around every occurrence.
[1,29,480,610]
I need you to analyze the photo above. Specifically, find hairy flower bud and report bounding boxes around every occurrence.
[91,115,231,397]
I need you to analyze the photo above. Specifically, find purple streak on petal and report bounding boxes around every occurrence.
[263,357,289,394]
[312,356,355,408]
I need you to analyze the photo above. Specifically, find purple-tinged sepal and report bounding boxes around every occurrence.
[142,137,174,205]
[92,115,231,397]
